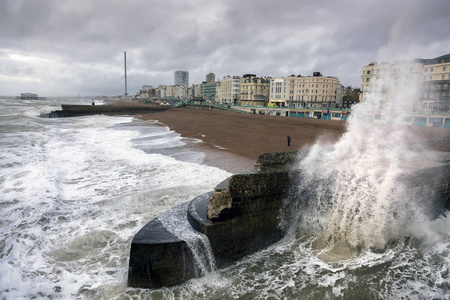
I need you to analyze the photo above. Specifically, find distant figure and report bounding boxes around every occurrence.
[287,135,291,146]
[92,101,95,105]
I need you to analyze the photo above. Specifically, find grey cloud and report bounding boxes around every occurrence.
[0,0,449,96]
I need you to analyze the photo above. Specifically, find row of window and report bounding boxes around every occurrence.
[424,66,447,72]
[364,65,448,76]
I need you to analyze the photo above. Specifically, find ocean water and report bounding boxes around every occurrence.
[0,97,449,299]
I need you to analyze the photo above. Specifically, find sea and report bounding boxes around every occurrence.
[1,96,449,299]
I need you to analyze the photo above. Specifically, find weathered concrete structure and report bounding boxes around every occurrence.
[127,150,450,289]
[42,104,168,118]
[127,203,197,288]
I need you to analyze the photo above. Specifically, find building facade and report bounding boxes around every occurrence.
[239,74,271,106]
[360,53,450,112]
[287,72,340,108]
[269,77,288,107]
[360,60,423,111]
[174,70,189,87]
[219,75,240,104]
[157,84,187,99]
[206,73,215,83]
[421,54,450,112]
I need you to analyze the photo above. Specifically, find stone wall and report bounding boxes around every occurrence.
[129,150,450,288]
[43,104,168,118]
[188,168,299,267]
[128,206,196,288]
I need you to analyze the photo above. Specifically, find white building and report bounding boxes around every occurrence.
[219,75,240,104]
[269,77,288,107]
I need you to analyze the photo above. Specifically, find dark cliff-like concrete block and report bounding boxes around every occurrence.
[207,169,298,221]
[188,192,285,267]
[128,150,450,289]
[257,150,307,168]
[128,210,196,288]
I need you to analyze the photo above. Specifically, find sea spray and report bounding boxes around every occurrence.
[289,63,444,257]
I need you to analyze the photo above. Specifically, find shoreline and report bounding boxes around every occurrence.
[137,107,348,172]
[136,107,450,165]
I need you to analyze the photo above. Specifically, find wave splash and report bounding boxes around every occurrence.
[289,65,447,259]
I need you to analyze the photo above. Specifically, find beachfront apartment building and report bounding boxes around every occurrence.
[269,77,288,107]
[360,60,423,111]
[421,54,450,112]
[188,84,201,98]
[157,84,187,99]
[239,74,271,106]
[215,81,221,102]
[286,72,340,108]
[360,53,450,112]
[219,75,240,104]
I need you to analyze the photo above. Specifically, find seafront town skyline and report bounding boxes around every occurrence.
[132,52,449,113]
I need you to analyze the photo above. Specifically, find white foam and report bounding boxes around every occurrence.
[0,101,231,299]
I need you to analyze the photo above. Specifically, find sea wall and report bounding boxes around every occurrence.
[128,150,450,289]
[42,104,168,118]
[188,168,296,267]
[128,204,197,288]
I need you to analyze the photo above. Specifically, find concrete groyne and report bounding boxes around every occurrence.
[127,150,450,289]
[41,104,169,118]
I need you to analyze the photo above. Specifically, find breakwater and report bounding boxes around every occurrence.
[127,150,449,289]
[41,104,168,117]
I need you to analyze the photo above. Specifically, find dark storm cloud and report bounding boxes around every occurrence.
[1,0,449,96]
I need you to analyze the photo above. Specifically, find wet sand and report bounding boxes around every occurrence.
[137,106,450,172]
[138,107,347,172]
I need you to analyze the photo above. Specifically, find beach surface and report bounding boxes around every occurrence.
[138,106,450,171]
[139,107,347,160]
[138,106,332,173]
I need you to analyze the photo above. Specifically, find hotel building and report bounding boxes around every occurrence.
[360,53,450,112]
[287,72,340,108]
[239,74,271,106]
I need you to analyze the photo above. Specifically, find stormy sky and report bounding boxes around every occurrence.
[1,0,449,97]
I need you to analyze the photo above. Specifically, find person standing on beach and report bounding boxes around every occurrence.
[287,135,291,146]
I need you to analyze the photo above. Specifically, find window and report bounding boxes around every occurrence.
[425,68,428,73]
[366,78,370,82]
[431,68,434,72]
[444,66,447,71]
[367,70,371,75]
